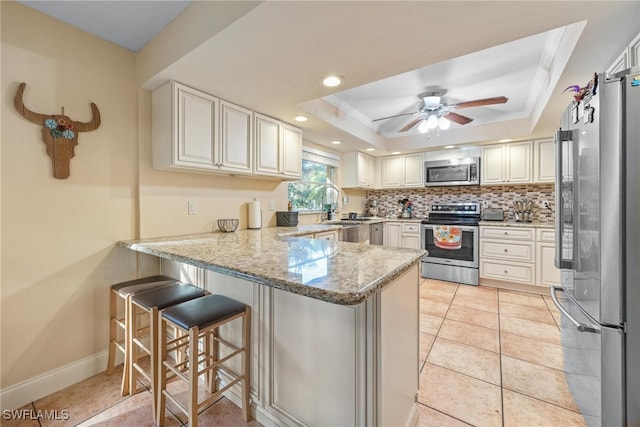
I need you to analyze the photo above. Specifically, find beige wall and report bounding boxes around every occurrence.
[0,1,365,404]
[0,2,140,390]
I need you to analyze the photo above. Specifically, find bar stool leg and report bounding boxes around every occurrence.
[157,315,168,426]
[188,326,200,427]
[242,307,251,422]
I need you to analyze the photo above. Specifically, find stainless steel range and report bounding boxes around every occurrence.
[420,202,480,285]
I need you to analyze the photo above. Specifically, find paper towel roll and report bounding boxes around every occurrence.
[248,200,262,229]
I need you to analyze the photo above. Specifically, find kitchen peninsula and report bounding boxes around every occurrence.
[118,225,425,427]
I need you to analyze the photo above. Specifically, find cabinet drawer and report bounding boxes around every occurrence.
[402,223,420,234]
[480,259,535,285]
[480,226,534,241]
[536,228,555,242]
[480,240,535,262]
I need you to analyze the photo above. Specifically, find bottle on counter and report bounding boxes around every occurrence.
[287,200,292,211]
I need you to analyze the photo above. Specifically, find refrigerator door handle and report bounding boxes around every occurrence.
[555,129,573,269]
[549,285,600,333]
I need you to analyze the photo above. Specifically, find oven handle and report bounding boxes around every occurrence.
[421,224,477,233]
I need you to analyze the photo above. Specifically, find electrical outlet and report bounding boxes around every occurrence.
[269,200,276,211]
[188,200,197,215]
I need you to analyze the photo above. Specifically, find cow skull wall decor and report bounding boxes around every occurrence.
[14,82,101,179]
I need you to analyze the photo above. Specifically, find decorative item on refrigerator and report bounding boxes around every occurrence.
[248,198,261,229]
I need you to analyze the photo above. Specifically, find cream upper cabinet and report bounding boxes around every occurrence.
[381,153,424,188]
[533,139,555,183]
[341,152,376,188]
[481,141,532,185]
[481,145,505,184]
[381,156,403,188]
[219,100,252,174]
[281,124,303,179]
[630,33,640,67]
[403,153,425,187]
[253,114,302,179]
[153,81,220,172]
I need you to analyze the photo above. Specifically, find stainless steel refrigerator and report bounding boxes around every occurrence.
[553,67,639,426]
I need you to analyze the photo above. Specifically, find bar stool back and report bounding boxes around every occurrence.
[106,275,178,395]
[157,294,251,427]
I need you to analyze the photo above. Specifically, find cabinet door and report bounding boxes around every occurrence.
[607,49,629,74]
[361,154,376,187]
[381,156,403,188]
[219,101,252,174]
[176,86,218,169]
[481,145,505,184]
[403,153,424,187]
[314,230,338,240]
[401,234,421,249]
[536,242,561,287]
[630,33,640,67]
[506,141,532,183]
[533,139,555,183]
[281,124,303,179]
[254,114,280,176]
[384,222,402,248]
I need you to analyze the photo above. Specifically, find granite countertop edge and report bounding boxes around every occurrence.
[118,227,425,306]
[478,220,554,229]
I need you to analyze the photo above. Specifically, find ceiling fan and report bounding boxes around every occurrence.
[373,90,508,133]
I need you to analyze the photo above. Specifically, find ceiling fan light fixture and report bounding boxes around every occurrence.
[423,95,441,109]
[418,120,429,134]
[438,116,451,130]
[426,114,439,130]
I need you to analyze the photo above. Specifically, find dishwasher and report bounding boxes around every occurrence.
[370,222,383,245]
[340,223,370,243]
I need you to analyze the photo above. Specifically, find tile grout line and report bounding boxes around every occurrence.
[497,289,506,427]
[417,402,474,426]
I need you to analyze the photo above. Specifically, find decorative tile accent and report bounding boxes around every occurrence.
[366,183,555,224]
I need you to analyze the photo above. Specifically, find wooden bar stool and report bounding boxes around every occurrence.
[106,275,179,395]
[157,294,251,427]
[129,282,206,418]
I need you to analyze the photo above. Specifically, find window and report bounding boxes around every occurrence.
[288,148,339,212]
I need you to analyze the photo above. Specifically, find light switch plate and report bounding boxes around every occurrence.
[269,200,275,211]
[188,200,197,215]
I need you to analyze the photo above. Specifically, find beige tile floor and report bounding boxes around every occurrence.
[417,278,587,427]
[3,279,586,427]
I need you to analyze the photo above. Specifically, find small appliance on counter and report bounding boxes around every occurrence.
[481,208,504,221]
[368,200,379,217]
[276,211,298,227]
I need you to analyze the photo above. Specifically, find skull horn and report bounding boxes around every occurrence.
[14,82,49,125]
[73,103,101,132]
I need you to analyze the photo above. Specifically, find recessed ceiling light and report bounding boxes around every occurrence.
[295,115,308,122]
[499,138,513,143]
[330,140,342,145]
[444,145,456,149]
[391,151,401,155]
[366,148,375,152]
[322,75,343,87]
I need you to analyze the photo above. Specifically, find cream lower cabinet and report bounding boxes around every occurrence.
[480,225,560,290]
[384,222,421,249]
[536,228,561,287]
[313,229,340,240]
[161,260,420,427]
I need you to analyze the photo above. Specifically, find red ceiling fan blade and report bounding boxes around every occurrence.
[453,96,508,109]
[399,117,424,132]
[372,111,417,122]
[443,112,473,125]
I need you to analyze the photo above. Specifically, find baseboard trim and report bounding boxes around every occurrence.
[0,350,111,411]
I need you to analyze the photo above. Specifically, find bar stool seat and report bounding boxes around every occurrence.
[129,282,206,419]
[157,294,251,427]
[106,275,178,395]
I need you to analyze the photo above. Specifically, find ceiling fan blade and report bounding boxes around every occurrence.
[372,111,417,122]
[443,112,473,125]
[399,117,424,132]
[453,96,508,109]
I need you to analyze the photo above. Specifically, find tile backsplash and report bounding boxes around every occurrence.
[365,183,555,224]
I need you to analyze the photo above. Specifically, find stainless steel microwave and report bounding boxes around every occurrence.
[424,157,480,187]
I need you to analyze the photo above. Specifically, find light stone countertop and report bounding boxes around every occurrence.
[118,225,426,306]
[479,220,554,229]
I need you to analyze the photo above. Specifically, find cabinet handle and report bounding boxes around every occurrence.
[504,232,508,235]
[504,249,508,252]
[504,270,508,274]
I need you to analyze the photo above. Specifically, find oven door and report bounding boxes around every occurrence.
[421,224,478,268]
